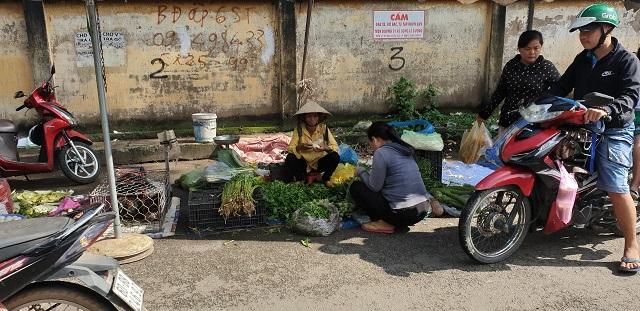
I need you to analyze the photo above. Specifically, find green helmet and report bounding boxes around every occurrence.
[569,3,620,32]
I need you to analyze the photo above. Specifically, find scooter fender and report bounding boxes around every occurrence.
[54,129,93,150]
[475,166,535,196]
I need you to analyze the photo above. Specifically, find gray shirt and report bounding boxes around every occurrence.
[358,142,430,209]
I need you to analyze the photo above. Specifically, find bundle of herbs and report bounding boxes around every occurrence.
[219,173,260,219]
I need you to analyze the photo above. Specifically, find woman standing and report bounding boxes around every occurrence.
[350,122,433,234]
[477,30,560,132]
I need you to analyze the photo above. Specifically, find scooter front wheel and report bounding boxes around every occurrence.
[458,186,532,264]
[57,142,102,184]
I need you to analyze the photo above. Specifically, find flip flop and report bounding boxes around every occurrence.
[361,223,394,234]
[619,257,640,273]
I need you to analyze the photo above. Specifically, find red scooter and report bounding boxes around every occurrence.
[0,66,101,184]
[458,93,640,264]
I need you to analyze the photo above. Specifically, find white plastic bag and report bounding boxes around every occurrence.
[401,131,444,151]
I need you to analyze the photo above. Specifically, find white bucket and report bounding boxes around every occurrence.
[192,113,217,142]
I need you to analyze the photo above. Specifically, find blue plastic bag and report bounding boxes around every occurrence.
[484,118,528,168]
[387,119,435,134]
[338,144,358,164]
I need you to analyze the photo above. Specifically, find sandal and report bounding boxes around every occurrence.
[361,222,395,234]
[619,257,640,273]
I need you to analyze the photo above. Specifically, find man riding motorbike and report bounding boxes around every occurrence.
[550,3,640,272]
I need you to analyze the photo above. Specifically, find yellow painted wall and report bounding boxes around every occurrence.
[45,1,279,124]
[0,2,33,121]
[295,0,493,113]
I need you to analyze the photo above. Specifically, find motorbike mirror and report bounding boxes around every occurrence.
[50,64,56,75]
[14,91,25,99]
[583,92,613,107]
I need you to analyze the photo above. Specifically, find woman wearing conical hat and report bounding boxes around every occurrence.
[285,102,340,186]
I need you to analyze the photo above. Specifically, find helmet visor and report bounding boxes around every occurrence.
[569,16,597,32]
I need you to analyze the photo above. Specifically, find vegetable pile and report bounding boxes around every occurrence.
[12,190,72,217]
[416,157,474,210]
[260,181,354,222]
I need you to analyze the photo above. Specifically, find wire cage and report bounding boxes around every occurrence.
[90,167,170,233]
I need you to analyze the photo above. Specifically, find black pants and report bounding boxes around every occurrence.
[349,181,427,227]
[284,152,340,182]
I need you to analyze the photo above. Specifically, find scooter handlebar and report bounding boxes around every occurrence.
[16,104,26,111]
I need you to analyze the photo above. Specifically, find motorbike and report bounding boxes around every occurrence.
[458,92,640,264]
[0,203,146,311]
[0,65,101,184]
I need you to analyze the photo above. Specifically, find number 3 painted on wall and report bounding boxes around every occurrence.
[389,47,405,71]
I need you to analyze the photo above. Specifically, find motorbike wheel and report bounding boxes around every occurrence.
[458,186,532,264]
[57,142,102,184]
[4,284,116,311]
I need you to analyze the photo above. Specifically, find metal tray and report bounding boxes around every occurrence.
[213,135,240,145]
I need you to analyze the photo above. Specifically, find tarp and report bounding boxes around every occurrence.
[230,133,291,164]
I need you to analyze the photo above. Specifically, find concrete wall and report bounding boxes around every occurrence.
[295,0,493,114]
[0,2,33,121]
[504,0,640,73]
[45,0,279,124]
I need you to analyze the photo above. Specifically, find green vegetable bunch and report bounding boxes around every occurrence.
[299,199,333,220]
[12,190,71,217]
[220,173,260,219]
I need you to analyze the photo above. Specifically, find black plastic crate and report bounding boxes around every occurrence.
[416,150,443,182]
[187,186,266,232]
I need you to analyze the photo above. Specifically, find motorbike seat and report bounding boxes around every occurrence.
[0,217,73,262]
[0,120,16,133]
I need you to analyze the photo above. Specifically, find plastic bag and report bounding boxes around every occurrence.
[291,200,341,236]
[402,131,444,151]
[330,163,356,184]
[544,161,578,234]
[338,144,359,164]
[0,178,13,214]
[459,121,493,164]
[177,170,205,191]
[387,119,435,134]
[204,162,234,182]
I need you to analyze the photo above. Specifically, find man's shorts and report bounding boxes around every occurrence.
[634,109,640,136]
[596,126,634,194]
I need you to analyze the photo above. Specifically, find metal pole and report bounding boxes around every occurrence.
[300,0,314,82]
[527,0,535,31]
[85,0,122,238]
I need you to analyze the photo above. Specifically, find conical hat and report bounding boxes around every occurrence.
[293,102,332,117]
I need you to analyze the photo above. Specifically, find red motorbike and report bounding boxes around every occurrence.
[0,66,101,184]
[458,93,640,264]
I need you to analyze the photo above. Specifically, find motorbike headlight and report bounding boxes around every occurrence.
[518,103,563,123]
[51,105,78,126]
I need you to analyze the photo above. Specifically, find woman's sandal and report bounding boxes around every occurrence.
[361,222,395,234]
[619,257,640,273]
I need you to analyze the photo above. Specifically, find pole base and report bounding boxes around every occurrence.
[87,233,154,264]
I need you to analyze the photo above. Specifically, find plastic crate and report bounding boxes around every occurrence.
[187,185,266,232]
[416,150,443,182]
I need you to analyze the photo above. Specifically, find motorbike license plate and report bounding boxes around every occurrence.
[112,269,144,311]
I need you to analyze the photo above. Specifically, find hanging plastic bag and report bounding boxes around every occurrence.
[401,131,444,151]
[330,163,356,185]
[459,121,493,164]
[338,144,359,164]
[544,161,578,234]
